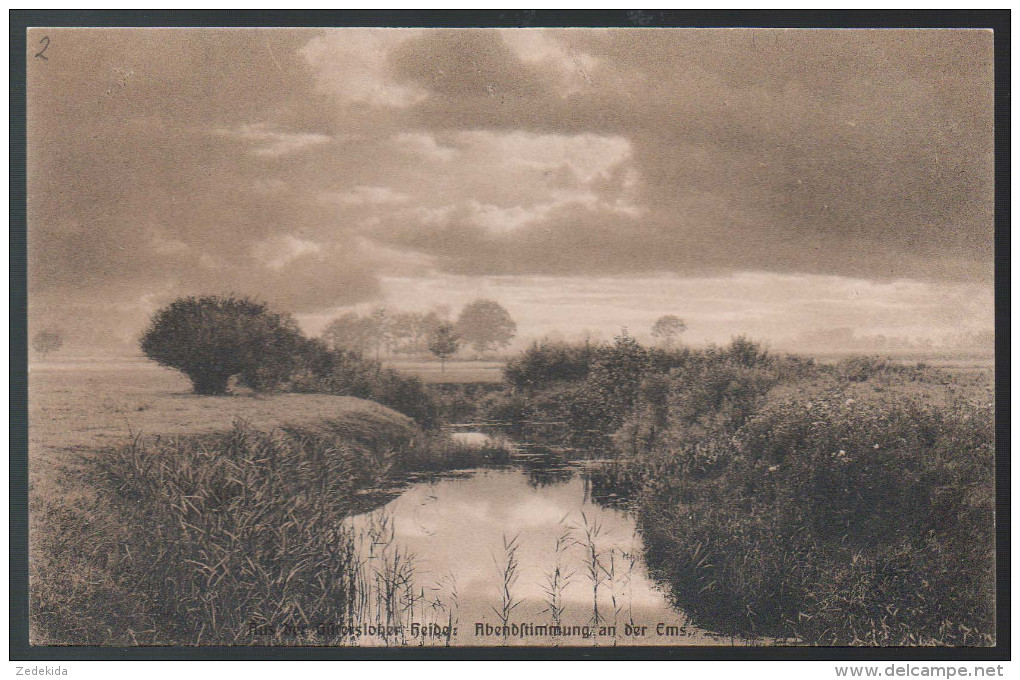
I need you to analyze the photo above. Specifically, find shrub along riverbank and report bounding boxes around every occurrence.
[635,393,994,645]
[471,335,996,645]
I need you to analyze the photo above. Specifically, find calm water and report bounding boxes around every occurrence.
[345,441,738,647]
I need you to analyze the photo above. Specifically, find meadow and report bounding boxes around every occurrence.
[382,359,504,384]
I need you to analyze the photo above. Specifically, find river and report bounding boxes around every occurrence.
[342,427,746,647]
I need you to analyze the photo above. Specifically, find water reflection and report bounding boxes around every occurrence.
[346,467,733,646]
[524,464,575,489]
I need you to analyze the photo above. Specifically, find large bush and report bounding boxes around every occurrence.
[140,295,306,395]
[638,395,995,644]
[613,338,782,457]
[496,336,781,448]
[567,331,649,445]
[292,343,439,429]
[502,339,596,392]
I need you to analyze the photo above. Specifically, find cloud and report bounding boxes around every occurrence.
[391,131,458,161]
[218,123,332,156]
[394,29,993,281]
[361,128,639,240]
[251,234,323,271]
[301,30,428,108]
[388,29,555,103]
[499,29,598,95]
[452,130,631,183]
[148,229,189,255]
[320,185,410,206]
[26,28,994,353]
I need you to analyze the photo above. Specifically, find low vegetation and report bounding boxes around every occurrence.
[290,342,439,429]
[30,396,508,645]
[473,335,996,645]
[636,391,994,645]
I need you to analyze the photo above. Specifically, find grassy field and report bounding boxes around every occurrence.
[805,351,995,372]
[382,359,504,384]
[28,360,414,497]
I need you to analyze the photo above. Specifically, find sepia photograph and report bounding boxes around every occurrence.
[19,18,1001,658]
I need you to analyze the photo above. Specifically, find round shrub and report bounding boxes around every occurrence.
[140,295,306,395]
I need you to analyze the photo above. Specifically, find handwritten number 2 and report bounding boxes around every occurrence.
[35,36,49,60]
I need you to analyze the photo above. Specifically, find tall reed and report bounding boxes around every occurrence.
[87,421,370,645]
[540,519,575,633]
[491,532,523,642]
[62,418,480,646]
[571,511,607,628]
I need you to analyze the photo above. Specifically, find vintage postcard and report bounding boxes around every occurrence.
[23,24,998,653]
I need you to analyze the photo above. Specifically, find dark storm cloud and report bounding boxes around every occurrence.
[28,27,993,352]
[381,28,992,281]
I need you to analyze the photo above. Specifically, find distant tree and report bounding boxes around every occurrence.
[388,310,447,356]
[421,310,445,335]
[455,299,517,354]
[651,314,688,348]
[32,329,63,358]
[140,295,306,395]
[388,312,419,355]
[322,312,374,355]
[367,307,390,361]
[427,322,460,373]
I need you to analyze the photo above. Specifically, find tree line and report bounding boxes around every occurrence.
[137,295,521,396]
[136,293,691,395]
[322,299,517,362]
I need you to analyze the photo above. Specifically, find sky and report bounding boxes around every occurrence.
[27,28,995,354]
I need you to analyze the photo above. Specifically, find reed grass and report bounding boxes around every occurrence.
[540,519,575,632]
[630,393,995,645]
[490,531,523,642]
[571,511,608,628]
[32,414,493,646]
[75,422,368,644]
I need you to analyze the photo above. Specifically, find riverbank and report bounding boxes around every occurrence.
[449,338,996,646]
[28,363,503,645]
[632,377,995,645]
